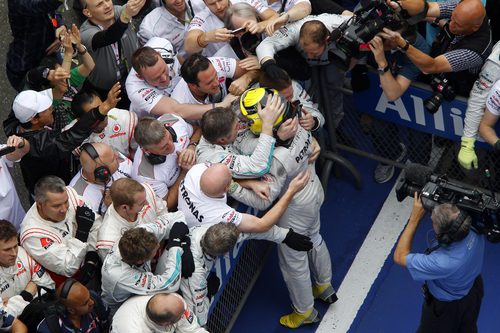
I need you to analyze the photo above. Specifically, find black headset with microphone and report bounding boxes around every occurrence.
[437,210,470,246]
[81,143,112,184]
[144,124,178,165]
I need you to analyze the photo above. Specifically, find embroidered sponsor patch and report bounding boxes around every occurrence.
[40,238,54,249]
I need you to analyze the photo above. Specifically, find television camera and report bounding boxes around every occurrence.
[396,163,500,243]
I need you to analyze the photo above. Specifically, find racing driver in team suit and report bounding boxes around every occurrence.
[213,89,335,328]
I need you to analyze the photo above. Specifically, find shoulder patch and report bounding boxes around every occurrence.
[40,238,54,249]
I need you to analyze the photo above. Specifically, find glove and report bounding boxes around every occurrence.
[181,237,195,278]
[282,228,313,251]
[261,59,289,81]
[206,271,220,299]
[78,251,100,285]
[75,206,95,242]
[166,222,189,250]
[458,137,478,170]
[350,64,370,92]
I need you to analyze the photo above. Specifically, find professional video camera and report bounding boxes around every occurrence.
[424,74,456,113]
[329,0,408,70]
[395,163,500,243]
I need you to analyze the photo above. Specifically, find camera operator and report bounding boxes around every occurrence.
[458,41,500,170]
[394,193,485,333]
[364,25,432,183]
[256,13,352,128]
[383,0,492,96]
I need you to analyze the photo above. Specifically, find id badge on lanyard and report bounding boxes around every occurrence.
[111,41,128,80]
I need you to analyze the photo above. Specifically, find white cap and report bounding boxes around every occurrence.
[13,90,53,123]
[145,37,176,60]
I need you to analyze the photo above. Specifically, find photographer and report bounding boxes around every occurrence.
[256,13,351,128]
[364,26,432,183]
[394,193,485,333]
[383,0,491,96]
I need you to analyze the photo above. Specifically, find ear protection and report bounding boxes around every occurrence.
[81,143,112,183]
[437,210,470,246]
[59,278,77,299]
[155,47,175,65]
[144,124,178,165]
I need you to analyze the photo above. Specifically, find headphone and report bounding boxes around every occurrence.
[437,210,470,246]
[81,143,112,184]
[155,47,175,65]
[144,125,178,165]
[59,278,77,300]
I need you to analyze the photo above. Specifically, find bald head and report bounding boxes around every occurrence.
[146,293,186,326]
[80,143,119,183]
[57,280,95,316]
[452,0,486,35]
[200,164,232,198]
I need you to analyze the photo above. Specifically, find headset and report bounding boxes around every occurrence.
[155,47,175,65]
[437,210,470,246]
[59,278,77,300]
[144,124,178,165]
[81,143,112,184]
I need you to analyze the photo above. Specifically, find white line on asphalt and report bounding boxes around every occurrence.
[316,176,413,333]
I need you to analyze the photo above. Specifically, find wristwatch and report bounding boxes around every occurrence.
[77,44,87,55]
[377,64,390,75]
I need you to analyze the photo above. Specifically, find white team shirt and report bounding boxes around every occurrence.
[178,163,243,228]
[264,0,309,12]
[69,154,134,214]
[126,38,182,118]
[63,109,138,160]
[133,114,193,199]
[96,183,166,260]
[486,80,500,116]
[0,247,54,328]
[88,108,138,160]
[170,57,237,105]
[20,187,102,279]
[138,6,191,56]
[0,151,25,230]
[110,294,208,333]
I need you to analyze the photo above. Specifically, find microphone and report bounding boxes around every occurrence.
[404,163,433,186]
[0,146,15,158]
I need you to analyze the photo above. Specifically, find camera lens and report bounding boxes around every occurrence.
[424,93,443,114]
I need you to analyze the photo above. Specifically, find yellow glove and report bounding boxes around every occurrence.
[458,137,478,170]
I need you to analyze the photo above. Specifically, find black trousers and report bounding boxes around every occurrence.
[417,275,484,333]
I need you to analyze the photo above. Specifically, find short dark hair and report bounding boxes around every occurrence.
[181,54,212,85]
[119,228,159,265]
[200,107,237,143]
[34,176,66,203]
[132,47,161,75]
[299,20,329,45]
[259,71,292,91]
[201,222,240,257]
[0,220,18,243]
[72,90,100,118]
